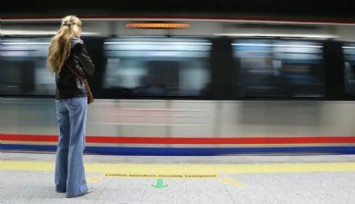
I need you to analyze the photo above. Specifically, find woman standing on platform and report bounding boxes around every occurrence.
[47,15,95,198]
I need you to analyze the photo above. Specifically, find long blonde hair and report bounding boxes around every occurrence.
[47,15,82,73]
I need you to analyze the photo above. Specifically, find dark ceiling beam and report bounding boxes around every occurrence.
[1,0,355,20]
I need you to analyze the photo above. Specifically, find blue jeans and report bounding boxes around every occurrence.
[54,97,88,196]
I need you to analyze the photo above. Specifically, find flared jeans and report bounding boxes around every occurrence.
[54,97,88,197]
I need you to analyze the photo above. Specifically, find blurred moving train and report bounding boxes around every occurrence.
[2,16,355,155]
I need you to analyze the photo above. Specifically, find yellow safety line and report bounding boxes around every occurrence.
[0,161,55,171]
[1,161,355,175]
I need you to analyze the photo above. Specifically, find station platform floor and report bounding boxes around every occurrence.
[2,152,355,204]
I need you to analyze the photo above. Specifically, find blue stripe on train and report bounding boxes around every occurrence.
[2,144,355,155]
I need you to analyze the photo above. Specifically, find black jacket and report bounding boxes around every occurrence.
[55,38,95,99]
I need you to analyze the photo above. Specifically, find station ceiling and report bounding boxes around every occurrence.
[2,0,355,21]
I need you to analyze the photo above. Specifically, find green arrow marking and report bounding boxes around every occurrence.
[151,178,168,189]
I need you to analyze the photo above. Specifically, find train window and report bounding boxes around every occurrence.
[233,39,325,98]
[0,60,35,95]
[0,37,55,96]
[343,44,355,97]
[102,38,211,98]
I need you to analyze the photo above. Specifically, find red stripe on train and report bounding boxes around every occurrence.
[2,134,355,144]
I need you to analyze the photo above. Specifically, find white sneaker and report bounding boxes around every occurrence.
[66,187,93,198]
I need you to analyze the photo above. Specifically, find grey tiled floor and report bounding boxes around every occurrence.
[2,152,355,204]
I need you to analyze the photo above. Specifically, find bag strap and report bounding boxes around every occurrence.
[65,62,86,82]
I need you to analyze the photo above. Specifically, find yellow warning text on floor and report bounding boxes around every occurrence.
[105,173,217,178]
